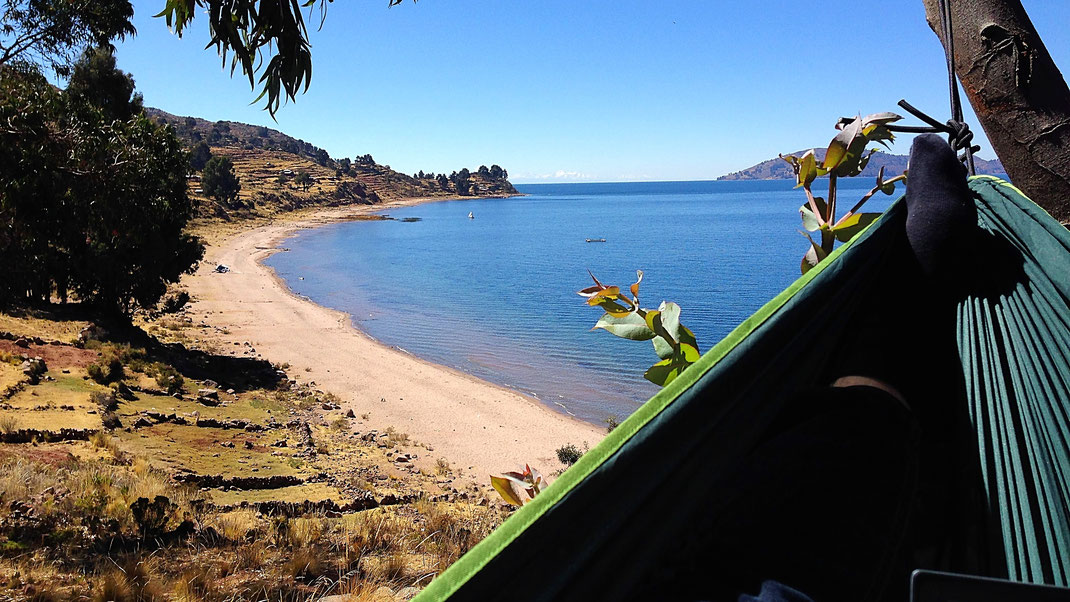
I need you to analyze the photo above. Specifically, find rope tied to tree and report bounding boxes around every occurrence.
[878,0,980,175]
[939,0,976,175]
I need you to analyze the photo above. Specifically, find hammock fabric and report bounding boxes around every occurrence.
[416,176,1070,601]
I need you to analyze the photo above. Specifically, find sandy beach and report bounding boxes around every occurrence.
[183,198,604,484]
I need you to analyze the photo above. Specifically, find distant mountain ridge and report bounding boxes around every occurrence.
[718,149,1004,181]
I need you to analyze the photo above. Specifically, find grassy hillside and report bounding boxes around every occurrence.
[0,306,505,600]
[146,108,518,221]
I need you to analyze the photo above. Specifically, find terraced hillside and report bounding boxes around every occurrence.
[0,308,506,600]
[146,108,518,221]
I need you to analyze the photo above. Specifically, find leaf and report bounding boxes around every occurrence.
[491,475,525,506]
[585,286,621,306]
[832,213,880,242]
[863,125,896,148]
[577,270,608,298]
[630,270,643,300]
[800,233,828,274]
[592,298,632,317]
[644,359,681,386]
[861,111,902,127]
[860,112,902,148]
[799,196,827,232]
[657,301,682,341]
[678,325,699,351]
[652,335,673,360]
[853,148,878,175]
[823,116,860,170]
[874,165,886,187]
[594,312,656,341]
[526,465,543,485]
[679,342,701,363]
[525,465,543,496]
[643,349,696,387]
[795,150,819,189]
[880,173,906,195]
[644,310,660,332]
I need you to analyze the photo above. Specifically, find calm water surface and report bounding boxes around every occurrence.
[266,179,894,424]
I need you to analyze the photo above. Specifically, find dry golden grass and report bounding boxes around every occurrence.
[210,509,261,541]
[0,310,89,344]
[209,482,344,506]
[116,389,281,426]
[0,450,505,600]
[89,431,123,460]
[115,422,305,479]
[0,408,100,431]
[0,361,26,394]
[0,309,512,600]
[0,456,196,531]
[0,557,68,600]
[383,427,410,448]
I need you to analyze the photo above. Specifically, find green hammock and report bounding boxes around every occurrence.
[416,176,1070,600]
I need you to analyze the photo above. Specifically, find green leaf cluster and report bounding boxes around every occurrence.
[491,465,543,507]
[0,0,135,76]
[780,112,908,273]
[580,271,701,387]
[155,0,415,118]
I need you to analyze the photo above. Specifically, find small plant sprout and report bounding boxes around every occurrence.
[579,270,700,387]
[780,112,908,274]
[491,464,543,507]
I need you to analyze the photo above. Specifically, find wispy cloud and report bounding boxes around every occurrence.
[514,170,596,182]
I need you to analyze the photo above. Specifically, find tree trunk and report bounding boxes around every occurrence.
[924,0,1070,223]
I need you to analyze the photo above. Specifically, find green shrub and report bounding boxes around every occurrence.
[555,443,584,467]
[151,363,183,394]
[87,348,124,384]
[604,415,620,433]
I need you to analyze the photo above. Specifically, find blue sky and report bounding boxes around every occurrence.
[114,1,1070,183]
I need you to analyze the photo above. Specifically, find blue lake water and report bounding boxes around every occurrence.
[265,179,897,425]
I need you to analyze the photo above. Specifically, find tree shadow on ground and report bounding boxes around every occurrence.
[3,303,285,394]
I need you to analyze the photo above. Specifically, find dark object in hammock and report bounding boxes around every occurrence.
[585,238,606,243]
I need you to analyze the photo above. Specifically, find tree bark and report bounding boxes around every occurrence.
[924,0,1070,223]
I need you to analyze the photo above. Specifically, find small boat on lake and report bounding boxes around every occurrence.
[585,238,606,243]
[468,212,474,219]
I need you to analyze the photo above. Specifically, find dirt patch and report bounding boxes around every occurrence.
[0,444,77,466]
[0,340,98,369]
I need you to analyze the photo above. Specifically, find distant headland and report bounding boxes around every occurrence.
[718,149,1004,181]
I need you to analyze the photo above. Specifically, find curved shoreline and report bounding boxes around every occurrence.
[184,197,604,482]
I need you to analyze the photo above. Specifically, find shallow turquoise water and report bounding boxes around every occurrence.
[266,179,894,425]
